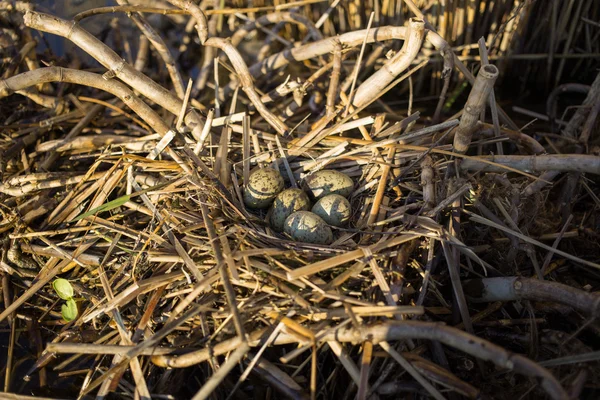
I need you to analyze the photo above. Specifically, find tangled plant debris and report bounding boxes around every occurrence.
[0,0,599,399]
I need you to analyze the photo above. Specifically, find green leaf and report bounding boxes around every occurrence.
[71,180,172,222]
[61,298,78,322]
[72,194,132,222]
[52,278,74,300]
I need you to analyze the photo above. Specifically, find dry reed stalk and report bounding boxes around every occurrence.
[465,277,600,316]
[459,154,600,175]
[22,12,207,137]
[352,18,425,108]
[452,64,499,153]
[3,2,600,398]
[326,39,342,117]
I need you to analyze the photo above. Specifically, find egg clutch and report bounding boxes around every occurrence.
[243,168,354,245]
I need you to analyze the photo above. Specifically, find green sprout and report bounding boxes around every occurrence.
[52,278,78,322]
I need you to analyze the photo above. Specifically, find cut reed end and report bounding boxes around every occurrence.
[453,63,500,153]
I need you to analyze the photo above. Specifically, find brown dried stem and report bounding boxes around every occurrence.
[453,64,499,153]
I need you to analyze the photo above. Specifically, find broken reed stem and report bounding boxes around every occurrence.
[477,37,503,155]
[459,154,600,175]
[326,39,342,117]
[248,25,451,85]
[352,18,425,108]
[465,277,600,316]
[453,64,499,153]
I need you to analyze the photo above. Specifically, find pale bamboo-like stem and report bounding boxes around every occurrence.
[326,40,342,117]
[193,15,217,94]
[464,277,600,317]
[117,0,185,99]
[478,37,503,155]
[352,18,425,108]
[250,25,451,81]
[148,321,567,400]
[0,68,170,135]
[459,154,600,175]
[205,37,288,135]
[23,11,205,136]
[452,64,499,153]
[163,0,208,44]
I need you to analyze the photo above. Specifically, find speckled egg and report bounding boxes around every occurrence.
[270,188,311,231]
[311,194,351,227]
[302,170,354,200]
[243,168,284,209]
[284,211,333,244]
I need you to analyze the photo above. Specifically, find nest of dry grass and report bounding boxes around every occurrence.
[1,1,600,399]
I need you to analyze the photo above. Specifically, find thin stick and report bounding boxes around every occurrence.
[344,12,375,116]
[242,113,251,185]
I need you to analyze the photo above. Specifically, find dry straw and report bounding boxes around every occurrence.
[1,1,599,399]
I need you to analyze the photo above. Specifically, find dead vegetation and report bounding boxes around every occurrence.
[0,0,599,399]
